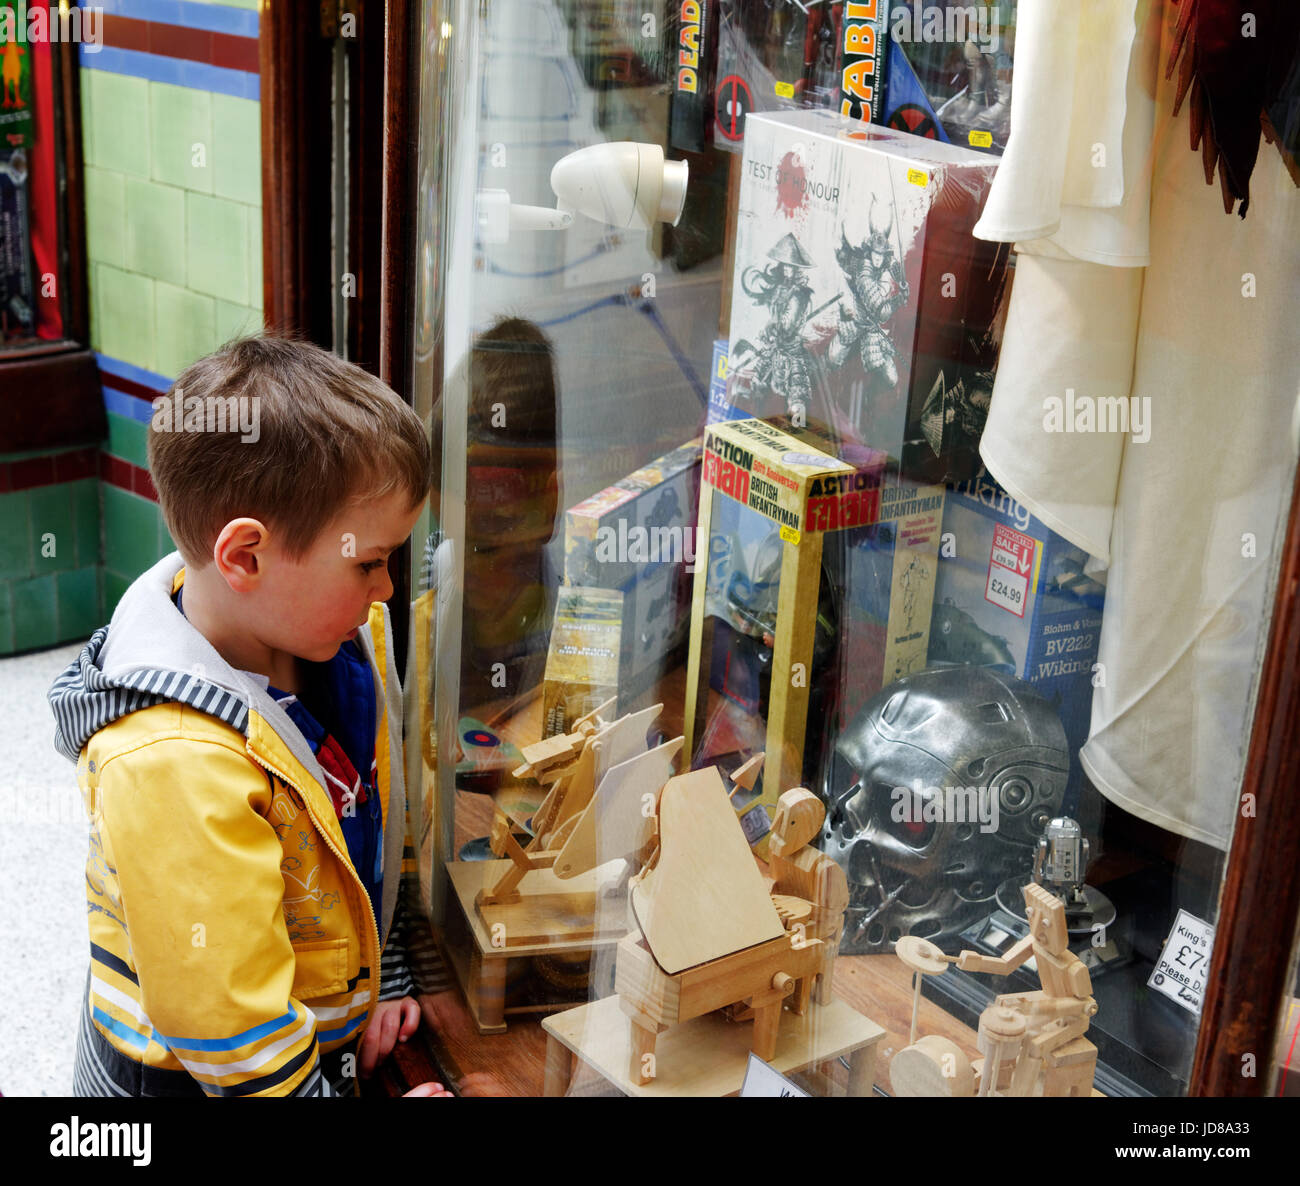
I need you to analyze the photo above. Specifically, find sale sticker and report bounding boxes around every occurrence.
[1148,909,1215,1015]
[906,167,929,188]
[968,129,993,148]
[774,80,795,99]
[985,523,1035,618]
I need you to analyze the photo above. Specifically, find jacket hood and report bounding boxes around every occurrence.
[48,553,383,787]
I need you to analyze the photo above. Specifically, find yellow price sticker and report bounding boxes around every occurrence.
[968,129,993,148]
[779,525,801,545]
[906,167,929,187]
[774,81,795,99]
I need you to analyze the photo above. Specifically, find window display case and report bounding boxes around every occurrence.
[393,0,1300,1099]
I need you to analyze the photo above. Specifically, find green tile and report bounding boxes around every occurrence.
[155,282,217,379]
[0,583,12,653]
[247,206,262,308]
[123,178,186,286]
[186,192,249,304]
[103,485,162,582]
[28,484,76,573]
[56,568,102,642]
[106,411,150,470]
[86,71,151,178]
[214,299,261,345]
[0,491,31,579]
[87,264,99,352]
[211,95,261,206]
[12,573,58,650]
[149,81,212,193]
[95,264,156,371]
[72,478,101,569]
[84,167,126,269]
[103,569,130,618]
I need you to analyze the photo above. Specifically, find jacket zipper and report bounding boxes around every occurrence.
[244,745,384,1014]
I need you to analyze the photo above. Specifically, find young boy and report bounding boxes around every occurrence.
[49,337,451,1097]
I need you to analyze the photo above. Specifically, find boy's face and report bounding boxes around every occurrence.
[225,489,425,664]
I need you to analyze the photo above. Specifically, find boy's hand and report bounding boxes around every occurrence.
[359,996,421,1078]
[404,1081,454,1097]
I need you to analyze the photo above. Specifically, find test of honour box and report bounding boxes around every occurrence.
[685,417,944,848]
[726,107,1008,485]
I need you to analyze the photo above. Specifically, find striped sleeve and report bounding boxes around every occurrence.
[96,737,334,1097]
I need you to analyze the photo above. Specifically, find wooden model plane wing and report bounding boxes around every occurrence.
[552,736,682,880]
[631,767,785,975]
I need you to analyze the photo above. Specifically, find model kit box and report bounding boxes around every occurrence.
[564,437,702,591]
[686,416,943,850]
[542,586,623,738]
[926,465,1105,802]
[726,107,1009,484]
[880,1,1016,155]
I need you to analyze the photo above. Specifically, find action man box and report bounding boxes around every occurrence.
[726,107,1010,485]
[927,464,1105,804]
[880,1,1016,155]
[685,416,943,851]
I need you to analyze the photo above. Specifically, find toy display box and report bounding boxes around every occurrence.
[685,416,944,852]
[542,586,623,737]
[881,1,1017,155]
[711,0,891,152]
[926,465,1105,805]
[726,107,1010,485]
[563,438,702,697]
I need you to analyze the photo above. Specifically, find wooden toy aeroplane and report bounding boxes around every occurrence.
[473,698,683,947]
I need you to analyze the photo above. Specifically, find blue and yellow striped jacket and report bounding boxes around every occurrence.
[49,553,424,1096]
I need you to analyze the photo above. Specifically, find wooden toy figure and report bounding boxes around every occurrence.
[953,882,1099,1097]
[767,788,848,1005]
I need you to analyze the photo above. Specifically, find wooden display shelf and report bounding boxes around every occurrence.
[542,994,884,1097]
[443,858,627,1034]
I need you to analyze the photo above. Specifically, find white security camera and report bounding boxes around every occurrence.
[476,141,689,245]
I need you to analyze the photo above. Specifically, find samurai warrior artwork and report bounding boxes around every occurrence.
[828,198,911,395]
[737,233,818,419]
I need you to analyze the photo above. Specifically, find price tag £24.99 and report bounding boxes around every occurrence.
[985,523,1035,618]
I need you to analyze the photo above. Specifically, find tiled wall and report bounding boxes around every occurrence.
[0,0,263,654]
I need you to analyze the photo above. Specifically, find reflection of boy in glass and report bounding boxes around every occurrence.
[456,318,560,710]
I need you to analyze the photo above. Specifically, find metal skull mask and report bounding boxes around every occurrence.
[820,666,1068,954]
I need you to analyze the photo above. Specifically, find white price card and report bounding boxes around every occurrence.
[739,1053,809,1097]
[1148,908,1215,1015]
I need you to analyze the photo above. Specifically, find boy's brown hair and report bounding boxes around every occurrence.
[148,336,431,569]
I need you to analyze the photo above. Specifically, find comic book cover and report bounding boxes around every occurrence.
[726,107,1009,484]
[880,1,1017,155]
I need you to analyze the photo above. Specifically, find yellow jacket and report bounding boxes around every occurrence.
[50,554,415,1096]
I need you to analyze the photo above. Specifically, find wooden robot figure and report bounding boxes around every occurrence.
[892,882,1099,1097]
[956,882,1099,1097]
[767,788,848,1006]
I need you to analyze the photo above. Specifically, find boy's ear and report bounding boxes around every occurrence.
[214,518,271,589]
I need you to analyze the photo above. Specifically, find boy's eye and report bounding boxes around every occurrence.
[360,560,386,574]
